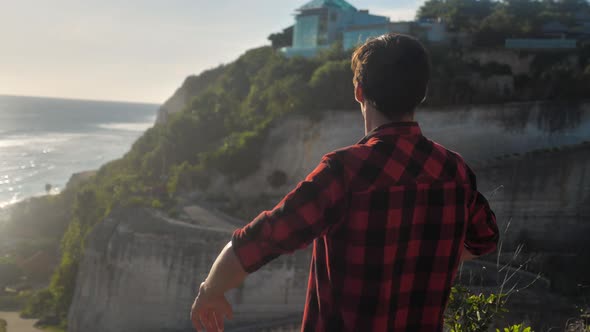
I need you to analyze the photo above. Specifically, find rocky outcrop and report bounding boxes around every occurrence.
[68,208,309,332]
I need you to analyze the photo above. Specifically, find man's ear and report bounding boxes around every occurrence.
[355,84,365,104]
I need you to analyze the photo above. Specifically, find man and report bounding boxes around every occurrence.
[190,34,499,332]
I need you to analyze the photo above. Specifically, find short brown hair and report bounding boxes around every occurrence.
[351,34,430,117]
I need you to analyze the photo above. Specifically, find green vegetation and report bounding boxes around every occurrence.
[0,318,6,332]
[21,289,55,319]
[497,324,532,332]
[445,286,532,332]
[446,286,507,331]
[268,26,294,49]
[417,0,590,47]
[39,327,65,332]
[416,0,590,103]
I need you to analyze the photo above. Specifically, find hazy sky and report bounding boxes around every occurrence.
[0,0,421,103]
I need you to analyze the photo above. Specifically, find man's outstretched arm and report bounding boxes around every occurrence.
[191,153,347,331]
[190,242,247,332]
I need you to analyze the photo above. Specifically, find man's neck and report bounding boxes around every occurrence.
[364,106,414,135]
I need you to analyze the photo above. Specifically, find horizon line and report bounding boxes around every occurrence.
[0,93,162,106]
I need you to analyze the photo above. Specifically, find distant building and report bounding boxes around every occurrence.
[536,15,590,48]
[505,38,577,50]
[282,0,450,57]
[414,19,450,43]
[282,0,388,57]
[542,21,569,38]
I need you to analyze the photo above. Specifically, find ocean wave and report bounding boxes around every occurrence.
[0,192,22,209]
[0,133,84,149]
[0,187,60,209]
[97,119,155,132]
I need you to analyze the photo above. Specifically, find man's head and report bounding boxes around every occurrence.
[351,33,430,120]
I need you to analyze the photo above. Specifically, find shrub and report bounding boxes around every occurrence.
[498,324,532,332]
[445,286,534,332]
[445,286,507,332]
[21,289,55,319]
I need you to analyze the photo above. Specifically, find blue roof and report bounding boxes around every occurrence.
[299,0,357,11]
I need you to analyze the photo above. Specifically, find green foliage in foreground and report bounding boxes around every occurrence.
[446,286,507,332]
[0,318,6,332]
[498,324,532,332]
[446,286,533,332]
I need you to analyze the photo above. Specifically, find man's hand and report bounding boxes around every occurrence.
[190,282,233,332]
[189,241,247,331]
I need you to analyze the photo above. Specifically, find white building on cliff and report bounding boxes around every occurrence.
[281,0,450,58]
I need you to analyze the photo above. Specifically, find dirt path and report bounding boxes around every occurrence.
[0,312,40,332]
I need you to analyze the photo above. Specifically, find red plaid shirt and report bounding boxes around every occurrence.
[232,122,498,332]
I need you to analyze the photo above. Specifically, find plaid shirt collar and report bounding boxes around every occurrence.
[358,121,422,144]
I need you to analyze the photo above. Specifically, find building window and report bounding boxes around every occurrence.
[331,12,338,22]
[318,13,329,45]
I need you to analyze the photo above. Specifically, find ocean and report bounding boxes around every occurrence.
[0,95,158,209]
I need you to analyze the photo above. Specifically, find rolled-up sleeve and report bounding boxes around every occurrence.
[464,166,499,256]
[231,153,347,273]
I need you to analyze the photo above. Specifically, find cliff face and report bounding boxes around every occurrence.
[68,208,309,332]
[477,144,590,251]
[222,102,590,201]
[69,101,590,332]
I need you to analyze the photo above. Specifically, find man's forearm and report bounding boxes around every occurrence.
[202,241,249,295]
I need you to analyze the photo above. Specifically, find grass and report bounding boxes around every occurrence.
[39,326,65,332]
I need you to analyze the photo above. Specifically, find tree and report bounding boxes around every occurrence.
[474,9,518,47]
[45,183,52,194]
[268,26,294,49]
[309,60,356,110]
[417,0,495,32]
[417,0,446,20]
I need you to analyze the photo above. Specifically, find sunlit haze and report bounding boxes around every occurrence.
[0,0,419,103]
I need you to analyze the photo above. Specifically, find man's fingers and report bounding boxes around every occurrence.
[191,308,203,332]
[200,310,216,332]
[222,297,234,320]
[214,312,224,331]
